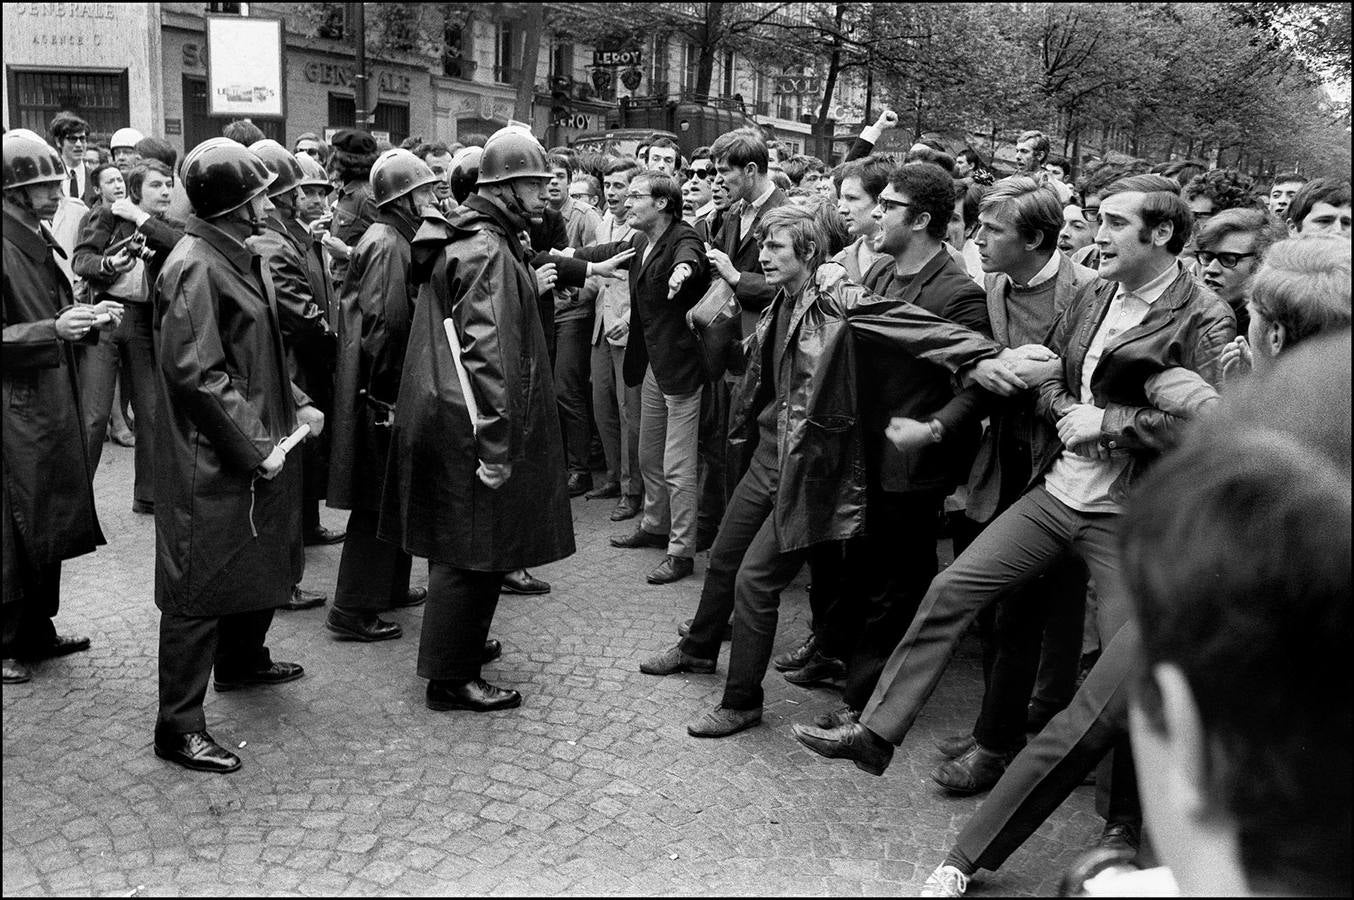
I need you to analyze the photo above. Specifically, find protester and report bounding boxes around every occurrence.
[1265,171,1306,223]
[1286,177,1351,237]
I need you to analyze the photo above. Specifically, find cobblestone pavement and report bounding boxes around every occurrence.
[4,443,1100,896]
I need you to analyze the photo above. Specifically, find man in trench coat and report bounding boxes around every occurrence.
[379,127,576,713]
[152,139,325,773]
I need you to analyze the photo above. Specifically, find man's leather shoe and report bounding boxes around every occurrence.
[773,632,819,671]
[23,633,91,660]
[395,586,428,608]
[791,721,894,776]
[214,661,305,692]
[284,586,327,611]
[610,526,667,549]
[586,480,621,500]
[154,730,242,773]
[936,733,977,759]
[500,570,550,595]
[931,743,1015,794]
[326,610,402,642]
[639,644,716,676]
[303,525,346,546]
[783,651,846,686]
[482,639,502,664]
[1096,821,1141,855]
[677,618,732,641]
[610,494,641,521]
[3,659,32,684]
[566,472,593,497]
[426,677,521,712]
[647,555,694,585]
[812,706,859,729]
[687,705,762,738]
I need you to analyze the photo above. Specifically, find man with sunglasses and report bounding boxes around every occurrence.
[48,112,95,205]
[684,147,718,242]
[1196,208,1271,334]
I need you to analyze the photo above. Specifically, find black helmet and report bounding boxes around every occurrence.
[370,148,440,207]
[477,127,550,186]
[182,137,276,219]
[3,132,66,192]
[248,139,305,198]
[449,146,483,203]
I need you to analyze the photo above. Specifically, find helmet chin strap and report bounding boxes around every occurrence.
[499,180,542,227]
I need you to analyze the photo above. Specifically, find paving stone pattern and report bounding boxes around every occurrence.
[3,444,1100,895]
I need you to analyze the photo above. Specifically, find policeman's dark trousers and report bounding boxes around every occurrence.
[2,538,60,658]
[555,316,594,477]
[333,510,412,614]
[155,609,275,735]
[860,484,1131,745]
[836,488,947,712]
[948,621,1142,873]
[417,564,503,682]
[79,301,157,506]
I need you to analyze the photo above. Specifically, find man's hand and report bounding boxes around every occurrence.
[90,299,125,331]
[668,263,693,299]
[706,247,740,285]
[1056,404,1105,450]
[873,109,899,131]
[320,232,351,260]
[104,246,138,274]
[257,446,286,480]
[55,305,98,341]
[589,247,636,279]
[296,404,325,439]
[110,197,150,226]
[968,353,1028,396]
[1220,335,1253,383]
[606,320,629,341]
[1008,355,1061,385]
[477,461,512,489]
[885,417,934,452]
[535,262,558,294]
[814,262,848,291]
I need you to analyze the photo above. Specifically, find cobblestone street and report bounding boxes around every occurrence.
[4,443,1100,896]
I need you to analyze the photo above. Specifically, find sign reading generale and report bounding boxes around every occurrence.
[303,62,411,96]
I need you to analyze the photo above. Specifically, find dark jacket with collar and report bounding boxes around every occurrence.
[575,217,711,395]
[378,196,575,570]
[328,205,420,512]
[331,178,379,286]
[3,211,105,572]
[729,271,1003,553]
[859,249,993,494]
[154,215,308,616]
[714,186,789,334]
[965,253,1099,524]
[72,206,184,302]
[1034,263,1236,501]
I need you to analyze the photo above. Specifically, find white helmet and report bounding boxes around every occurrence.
[110,127,145,151]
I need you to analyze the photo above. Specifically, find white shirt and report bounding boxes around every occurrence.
[61,161,87,199]
[1044,259,1181,513]
[738,182,777,241]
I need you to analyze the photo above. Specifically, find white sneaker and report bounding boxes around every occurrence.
[920,863,970,897]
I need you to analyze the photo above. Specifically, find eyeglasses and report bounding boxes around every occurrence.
[64,135,89,145]
[876,197,913,213]
[1081,206,1101,224]
[568,191,593,201]
[625,191,653,201]
[687,167,714,180]
[296,147,320,157]
[1197,250,1257,269]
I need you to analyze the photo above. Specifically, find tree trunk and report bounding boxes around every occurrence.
[514,3,544,125]
[695,2,724,100]
[816,3,847,126]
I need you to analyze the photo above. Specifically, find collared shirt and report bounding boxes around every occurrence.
[1014,251,1061,289]
[694,200,716,222]
[1044,259,1181,513]
[61,162,87,200]
[739,182,777,242]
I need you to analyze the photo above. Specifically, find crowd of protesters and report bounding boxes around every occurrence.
[3,102,1349,898]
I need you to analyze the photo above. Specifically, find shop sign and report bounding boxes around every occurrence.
[593,50,642,67]
[302,63,411,96]
[552,113,591,130]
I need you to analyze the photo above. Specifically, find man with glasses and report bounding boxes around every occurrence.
[47,112,95,205]
[1197,208,1271,333]
[685,147,718,242]
[1180,169,1255,265]
[569,174,601,211]
[293,133,329,168]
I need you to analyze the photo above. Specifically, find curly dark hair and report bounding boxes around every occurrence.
[1182,168,1259,214]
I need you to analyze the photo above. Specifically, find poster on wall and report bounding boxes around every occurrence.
[206,15,285,119]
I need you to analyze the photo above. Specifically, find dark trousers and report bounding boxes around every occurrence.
[155,608,275,735]
[806,542,849,658]
[417,563,504,681]
[860,484,1131,744]
[972,558,1088,753]
[952,621,1141,872]
[80,301,157,505]
[696,378,734,544]
[333,509,412,614]
[554,316,593,476]
[2,532,60,657]
[836,489,946,712]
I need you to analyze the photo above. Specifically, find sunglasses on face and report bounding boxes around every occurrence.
[1197,250,1257,269]
[687,167,714,180]
[297,147,320,157]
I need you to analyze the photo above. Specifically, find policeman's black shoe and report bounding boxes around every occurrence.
[326,610,402,642]
[283,587,327,611]
[395,586,428,608]
[500,570,550,595]
[22,633,91,661]
[154,730,242,774]
[303,525,347,546]
[676,618,732,641]
[482,639,502,664]
[426,677,522,712]
[566,472,593,497]
[610,526,667,549]
[214,661,305,692]
[586,480,621,500]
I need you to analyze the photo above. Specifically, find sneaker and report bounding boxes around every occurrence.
[920,863,970,897]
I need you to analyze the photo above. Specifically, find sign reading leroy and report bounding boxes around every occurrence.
[205,15,284,118]
[593,49,642,67]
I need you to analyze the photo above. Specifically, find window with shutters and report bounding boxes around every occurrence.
[8,69,129,142]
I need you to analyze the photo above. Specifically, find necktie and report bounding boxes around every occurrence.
[68,168,78,199]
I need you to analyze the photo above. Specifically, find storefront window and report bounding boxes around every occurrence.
[9,69,129,140]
